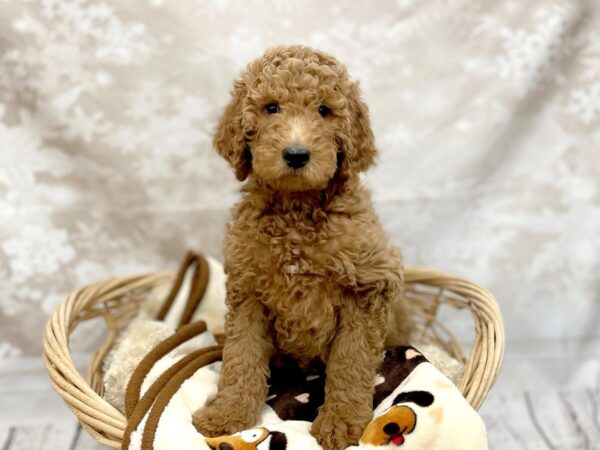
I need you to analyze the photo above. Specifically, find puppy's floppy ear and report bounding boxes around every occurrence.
[339,83,377,177]
[213,80,252,181]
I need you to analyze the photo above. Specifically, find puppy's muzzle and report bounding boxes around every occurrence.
[282,146,311,169]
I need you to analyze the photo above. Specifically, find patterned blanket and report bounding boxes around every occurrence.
[120,321,487,450]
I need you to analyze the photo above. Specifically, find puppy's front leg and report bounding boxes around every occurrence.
[311,299,388,450]
[193,291,273,437]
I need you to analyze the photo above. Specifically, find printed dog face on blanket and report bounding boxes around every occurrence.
[360,405,416,447]
[205,427,288,450]
[360,391,435,447]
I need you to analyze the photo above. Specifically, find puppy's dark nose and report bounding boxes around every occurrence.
[282,146,311,169]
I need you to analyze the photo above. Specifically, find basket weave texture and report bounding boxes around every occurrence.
[43,265,504,449]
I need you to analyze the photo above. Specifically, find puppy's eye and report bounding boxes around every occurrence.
[318,105,331,118]
[265,103,280,114]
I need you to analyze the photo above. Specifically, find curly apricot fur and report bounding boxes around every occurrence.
[193,45,410,450]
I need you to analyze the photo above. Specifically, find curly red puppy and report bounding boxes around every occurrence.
[193,45,410,450]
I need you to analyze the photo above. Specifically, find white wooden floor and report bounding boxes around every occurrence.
[0,355,103,450]
[2,349,599,450]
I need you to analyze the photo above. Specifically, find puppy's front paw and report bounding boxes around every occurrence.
[192,400,256,437]
[311,408,369,450]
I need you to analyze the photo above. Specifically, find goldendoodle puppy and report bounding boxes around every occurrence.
[193,45,409,450]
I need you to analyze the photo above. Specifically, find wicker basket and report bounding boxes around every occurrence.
[43,265,504,449]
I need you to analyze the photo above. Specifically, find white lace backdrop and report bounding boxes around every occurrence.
[0,0,599,401]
